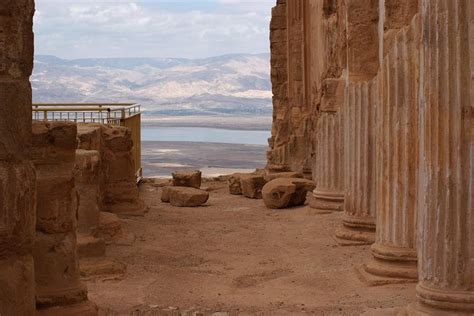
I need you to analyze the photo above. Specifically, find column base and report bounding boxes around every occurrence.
[359,244,418,285]
[309,190,344,213]
[403,283,474,315]
[36,282,89,309]
[404,301,474,316]
[37,300,98,316]
[335,214,376,245]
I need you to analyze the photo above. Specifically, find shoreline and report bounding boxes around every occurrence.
[141,115,272,131]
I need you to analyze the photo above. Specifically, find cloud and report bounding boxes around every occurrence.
[34,0,274,59]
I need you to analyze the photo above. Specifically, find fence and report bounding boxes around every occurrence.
[32,103,142,180]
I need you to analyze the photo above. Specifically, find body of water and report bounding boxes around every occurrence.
[141,126,270,146]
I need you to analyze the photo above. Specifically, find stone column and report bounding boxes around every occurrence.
[335,0,380,244]
[32,121,97,315]
[101,125,145,216]
[405,0,474,314]
[287,0,312,178]
[311,78,345,212]
[362,10,421,284]
[75,149,105,259]
[336,78,378,244]
[267,0,291,173]
[0,1,36,315]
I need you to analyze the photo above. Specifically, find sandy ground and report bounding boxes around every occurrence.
[87,180,416,315]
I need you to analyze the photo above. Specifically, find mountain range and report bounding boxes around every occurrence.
[32,54,272,118]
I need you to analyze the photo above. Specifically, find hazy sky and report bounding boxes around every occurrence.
[34,0,274,59]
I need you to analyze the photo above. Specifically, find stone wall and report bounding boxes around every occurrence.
[0,1,36,314]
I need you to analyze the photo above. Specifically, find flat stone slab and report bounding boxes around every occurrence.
[172,170,202,189]
[262,178,316,209]
[163,187,210,207]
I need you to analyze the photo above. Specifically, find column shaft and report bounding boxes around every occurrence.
[407,0,474,313]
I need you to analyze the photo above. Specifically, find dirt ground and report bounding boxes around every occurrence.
[87,180,416,316]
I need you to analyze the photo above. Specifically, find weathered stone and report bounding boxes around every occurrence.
[75,149,102,236]
[262,178,315,209]
[172,170,202,189]
[32,121,96,314]
[264,171,303,182]
[77,235,106,259]
[240,175,266,199]
[168,187,209,207]
[161,186,173,203]
[0,1,36,314]
[228,173,246,195]
[98,212,123,242]
[101,125,145,216]
[77,124,102,151]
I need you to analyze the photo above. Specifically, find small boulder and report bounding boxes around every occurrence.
[264,171,304,182]
[161,186,173,203]
[169,187,209,207]
[172,170,202,189]
[262,178,316,209]
[228,173,245,195]
[241,175,266,199]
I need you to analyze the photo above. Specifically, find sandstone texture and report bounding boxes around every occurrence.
[172,170,202,189]
[262,178,315,209]
[228,173,246,195]
[32,121,96,313]
[162,187,210,207]
[266,0,474,314]
[240,175,266,199]
[264,171,303,182]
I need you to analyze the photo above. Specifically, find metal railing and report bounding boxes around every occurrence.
[32,103,142,180]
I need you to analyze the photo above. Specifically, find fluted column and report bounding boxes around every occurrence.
[0,1,37,315]
[406,0,474,314]
[336,79,377,244]
[311,78,344,212]
[336,0,379,245]
[363,15,421,283]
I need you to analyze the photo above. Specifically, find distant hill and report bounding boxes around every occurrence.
[32,54,272,117]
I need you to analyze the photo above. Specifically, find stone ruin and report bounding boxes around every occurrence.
[0,0,473,315]
[266,0,474,314]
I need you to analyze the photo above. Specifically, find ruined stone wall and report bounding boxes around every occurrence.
[0,1,36,314]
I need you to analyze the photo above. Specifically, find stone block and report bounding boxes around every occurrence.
[262,178,316,209]
[77,124,102,151]
[31,121,78,166]
[168,187,210,207]
[172,170,202,189]
[36,173,77,234]
[240,175,266,199]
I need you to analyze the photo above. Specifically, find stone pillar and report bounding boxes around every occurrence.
[361,8,421,284]
[32,121,97,315]
[287,0,312,178]
[336,0,380,244]
[311,78,345,212]
[267,0,291,173]
[405,0,474,314]
[102,125,145,216]
[75,149,105,258]
[336,78,378,244]
[0,1,36,315]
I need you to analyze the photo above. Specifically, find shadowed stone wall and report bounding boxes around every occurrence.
[0,1,36,314]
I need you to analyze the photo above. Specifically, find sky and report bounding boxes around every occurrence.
[34,0,274,59]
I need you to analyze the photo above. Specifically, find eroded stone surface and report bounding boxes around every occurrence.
[167,187,210,207]
[240,175,266,199]
[172,170,202,189]
[262,178,315,209]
